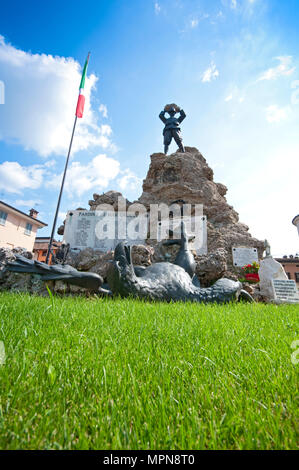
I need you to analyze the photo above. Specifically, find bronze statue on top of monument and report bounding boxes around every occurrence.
[159,104,186,154]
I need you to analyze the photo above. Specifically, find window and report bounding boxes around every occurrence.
[286,272,291,279]
[295,273,299,283]
[0,210,8,226]
[24,223,32,235]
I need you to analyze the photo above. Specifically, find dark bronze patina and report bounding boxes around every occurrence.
[106,222,253,303]
[159,104,186,154]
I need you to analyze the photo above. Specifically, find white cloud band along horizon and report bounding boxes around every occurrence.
[0,35,141,199]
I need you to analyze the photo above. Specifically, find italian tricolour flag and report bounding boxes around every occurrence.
[75,53,90,118]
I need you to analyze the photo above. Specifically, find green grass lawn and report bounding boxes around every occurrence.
[0,292,298,450]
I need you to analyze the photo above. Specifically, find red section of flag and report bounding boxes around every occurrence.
[75,94,85,118]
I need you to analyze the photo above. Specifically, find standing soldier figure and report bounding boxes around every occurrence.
[159,103,186,154]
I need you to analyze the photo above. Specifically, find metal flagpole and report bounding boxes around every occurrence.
[45,116,78,264]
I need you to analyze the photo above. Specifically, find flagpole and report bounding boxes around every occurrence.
[45,115,78,264]
[45,52,90,264]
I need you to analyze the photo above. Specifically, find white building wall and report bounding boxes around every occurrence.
[0,209,39,251]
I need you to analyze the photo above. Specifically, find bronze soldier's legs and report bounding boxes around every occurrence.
[163,129,185,154]
[172,129,185,153]
[163,130,172,155]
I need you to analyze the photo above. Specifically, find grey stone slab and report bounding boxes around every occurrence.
[272,279,299,303]
[63,210,146,251]
[232,246,258,267]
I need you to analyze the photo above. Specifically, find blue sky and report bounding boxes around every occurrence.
[0,0,298,256]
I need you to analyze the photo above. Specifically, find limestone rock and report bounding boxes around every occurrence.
[57,224,65,236]
[89,191,132,211]
[0,247,48,295]
[89,252,114,280]
[71,245,155,281]
[240,283,265,302]
[195,249,227,286]
[156,241,180,263]
[75,247,101,271]
[259,256,288,301]
[63,247,114,281]
[0,247,32,269]
[139,147,220,209]
[240,282,254,295]
[221,270,239,282]
[131,245,154,266]
[53,280,69,295]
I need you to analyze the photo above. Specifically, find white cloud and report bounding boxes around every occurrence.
[99,104,108,118]
[100,124,112,136]
[225,94,233,102]
[201,62,219,83]
[47,154,121,197]
[231,0,237,9]
[44,159,56,168]
[229,146,299,257]
[58,211,66,221]
[154,2,161,15]
[117,169,142,191]
[0,151,138,200]
[0,161,45,194]
[266,105,290,123]
[258,56,296,82]
[190,19,199,28]
[14,199,42,207]
[0,35,113,157]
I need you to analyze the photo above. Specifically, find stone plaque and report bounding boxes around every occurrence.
[63,210,147,251]
[272,279,299,303]
[157,216,207,255]
[232,246,258,267]
[63,209,207,255]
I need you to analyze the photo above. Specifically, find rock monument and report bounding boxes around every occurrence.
[1,144,266,296]
[56,146,264,288]
[138,147,264,285]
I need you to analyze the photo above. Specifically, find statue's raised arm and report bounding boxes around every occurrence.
[159,110,167,124]
[178,109,186,123]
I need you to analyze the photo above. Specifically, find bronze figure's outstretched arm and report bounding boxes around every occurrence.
[6,254,111,294]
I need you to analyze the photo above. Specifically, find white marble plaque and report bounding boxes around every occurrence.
[157,216,207,255]
[63,209,207,255]
[63,210,146,251]
[232,246,258,267]
[272,279,299,303]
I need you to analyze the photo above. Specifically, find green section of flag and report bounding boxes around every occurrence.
[79,53,90,90]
